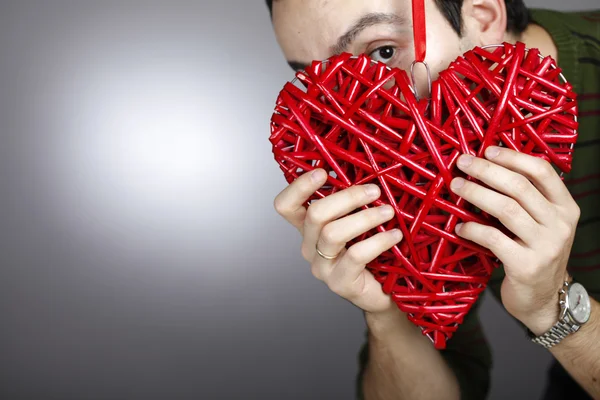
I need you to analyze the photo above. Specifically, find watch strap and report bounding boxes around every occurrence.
[527,317,579,349]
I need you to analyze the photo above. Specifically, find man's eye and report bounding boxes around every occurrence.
[369,46,396,64]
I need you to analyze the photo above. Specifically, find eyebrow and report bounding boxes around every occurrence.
[331,12,407,55]
[286,12,407,72]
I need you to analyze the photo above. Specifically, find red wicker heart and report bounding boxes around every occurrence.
[269,42,578,349]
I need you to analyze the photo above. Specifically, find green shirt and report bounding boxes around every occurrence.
[356,8,600,400]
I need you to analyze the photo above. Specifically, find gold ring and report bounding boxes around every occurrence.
[315,244,340,260]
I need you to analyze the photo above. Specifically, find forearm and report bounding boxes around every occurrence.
[547,298,600,399]
[361,307,460,400]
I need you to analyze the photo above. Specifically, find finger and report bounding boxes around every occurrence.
[455,153,554,226]
[315,204,396,263]
[450,177,540,246]
[324,229,403,301]
[320,249,395,312]
[273,168,328,233]
[454,222,524,267]
[482,146,573,207]
[302,183,381,261]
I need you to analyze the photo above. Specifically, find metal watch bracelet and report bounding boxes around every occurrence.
[529,319,580,349]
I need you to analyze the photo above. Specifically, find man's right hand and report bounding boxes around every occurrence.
[274,168,464,400]
[273,167,404,315]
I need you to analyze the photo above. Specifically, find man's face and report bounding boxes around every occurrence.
[272,0,501,93]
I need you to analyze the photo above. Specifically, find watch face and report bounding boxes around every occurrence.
[567,282,591,324]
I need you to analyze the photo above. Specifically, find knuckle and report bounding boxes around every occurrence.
[344,247,363,265]
[485,229,502,247]
[305,204,325,225]
[534,159,554,180]
[273,196,289,215]
[501,199,522,219]
[511,176,530,195]
[319,224,338,245]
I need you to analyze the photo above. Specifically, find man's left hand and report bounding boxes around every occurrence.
[449,146,581,335]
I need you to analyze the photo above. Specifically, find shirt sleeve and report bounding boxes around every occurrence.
[355,292,493,400]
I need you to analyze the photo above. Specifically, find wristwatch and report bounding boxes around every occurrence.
[527,279,592,349]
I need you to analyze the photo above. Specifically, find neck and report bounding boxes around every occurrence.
[516,23,559,61]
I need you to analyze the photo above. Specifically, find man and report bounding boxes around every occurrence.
[268,1,600,398]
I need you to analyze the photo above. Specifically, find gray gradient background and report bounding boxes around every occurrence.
[0,1,596,399]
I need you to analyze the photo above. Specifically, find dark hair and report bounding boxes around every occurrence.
[265,0,530,35]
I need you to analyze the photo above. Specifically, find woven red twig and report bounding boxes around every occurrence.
[269,42,578,349]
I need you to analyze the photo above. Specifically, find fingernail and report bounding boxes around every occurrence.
[311,169,326,183]
[455,223,464,233]
[379,205,394,217]
[451,178,465,190]
[457,154,473,168]
[486,146,500,159]
[365,184,380,197]
[390,229,403,240]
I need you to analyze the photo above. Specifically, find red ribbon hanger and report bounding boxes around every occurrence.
[410,0,431,100]
[412,0,427,62]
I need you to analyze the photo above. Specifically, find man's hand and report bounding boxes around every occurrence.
[449,146,581,335]
[274,169,462,400]
[273,168,404,315]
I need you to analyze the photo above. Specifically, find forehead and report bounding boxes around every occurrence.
[272,0,409,63]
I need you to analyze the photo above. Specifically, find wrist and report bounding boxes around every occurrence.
[514,275,571,336]
[522,305,560,336]
[364,306,417,340]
